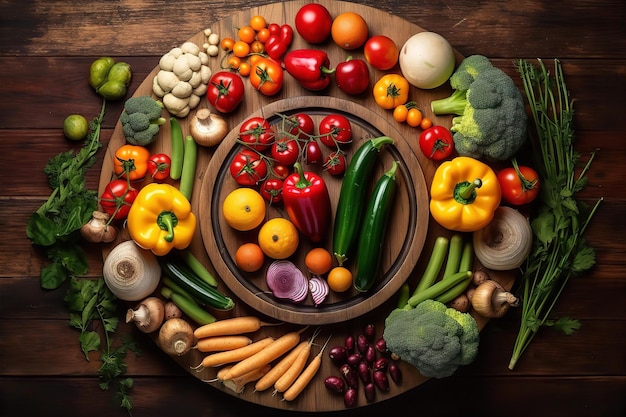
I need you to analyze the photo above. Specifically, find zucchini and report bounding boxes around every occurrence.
[333,136,394,266]
[160,260,234,310]
[353,161,399,292]
[169,118,184,180]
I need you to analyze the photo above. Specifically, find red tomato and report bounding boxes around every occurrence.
[229,149,268,186]
[364,35,399,70]
[335,57,370,95]
[287,113,315,139]
[250,57,284,96]
[147,153,171,181]
[324,151,347,176]
[99,179,138,220]
[295,3,332,44]
[418,125,454,161]
[304,140,323,165]
[272,163,291,180]
[319,114,352,148]
[260,178,284,204]
[239,117,275,151]
[207,71,245,113]
[271,139,300,166]
[497,164,541,205]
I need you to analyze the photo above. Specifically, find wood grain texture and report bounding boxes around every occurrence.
[1,0,624,416]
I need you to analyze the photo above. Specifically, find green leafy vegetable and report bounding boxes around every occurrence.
[509,58,603,370]
[64,277,139,413]
[26,99,105,289]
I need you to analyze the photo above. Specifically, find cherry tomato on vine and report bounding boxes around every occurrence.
[364,35,399,70]
[295,3,333,44]
[207,71,245,113]
[237,26,256,44]
[287,113,315,139]
[232,40,251,58]
[229,149,268,186]
[239,117,275,150]
[324,151,347,176]
[497,163,541,205]
[271,163,291,180]
[249,15,267,32]
[250,57,284,96]
[319,114,352,147]
[418,125,454,161]
[271,138,300,166]
[99,179,138,220]
[147,153,171,181]
[260,178,283,204]
[221,37,235,52]
[304,140,323,165]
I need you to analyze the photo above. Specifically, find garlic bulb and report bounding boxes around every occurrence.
[473,206,533,270]
[103,240,161,301]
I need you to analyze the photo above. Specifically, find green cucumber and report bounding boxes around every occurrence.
[169,118,184,180]
[179,135,197,201]
[354,161,399,292]
[161,286,216,325]
[160,260,234,310]
[333,136,394,266]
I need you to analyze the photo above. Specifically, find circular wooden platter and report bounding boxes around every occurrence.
[97,0,519,412]
[199,96,429,325]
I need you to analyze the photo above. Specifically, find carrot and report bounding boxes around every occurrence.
[282,334,332,402]
[273,329,320,394]
[220,328,306,381]
[254,340,308,392]
[194,337,274,370]
[193,316,279,339]
[194,335,252,352]
[222,364,271,394]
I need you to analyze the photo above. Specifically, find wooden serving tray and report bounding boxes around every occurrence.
[98,0,515,411]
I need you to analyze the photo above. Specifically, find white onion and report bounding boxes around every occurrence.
[266,260,308,303]
[103,240,161,301]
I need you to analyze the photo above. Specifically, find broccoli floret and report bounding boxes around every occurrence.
[120,96,166,146]
[383,299,480,379]
[431,55,528,161]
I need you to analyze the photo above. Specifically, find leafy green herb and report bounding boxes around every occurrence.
[64,277,139,413]
[26,99,105,289]
[509,59,603,370]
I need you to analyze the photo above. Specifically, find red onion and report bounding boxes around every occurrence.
[309,275,329,306]
[266,260,308,303]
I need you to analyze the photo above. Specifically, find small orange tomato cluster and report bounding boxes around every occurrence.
[220,15,270,77]
[392,102,433,129]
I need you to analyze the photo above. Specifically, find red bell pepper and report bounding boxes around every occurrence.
[282,162,331,242]
[265,24,293,60]
[284,49,335,91]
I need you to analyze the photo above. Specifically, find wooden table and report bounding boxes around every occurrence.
[1,1,624,416]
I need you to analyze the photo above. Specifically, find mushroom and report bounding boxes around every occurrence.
[126,296,165,333]
[189,108,228,147]
[471,279,519,318]
[80,210,117,243]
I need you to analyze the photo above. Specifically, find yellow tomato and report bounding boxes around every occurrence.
[373,74,410,109]
[327,266,353,292]
[222,188,266,231]
[258,218,299,259]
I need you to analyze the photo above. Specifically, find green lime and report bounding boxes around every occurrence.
[107,62,132,86]
[97,79,128,101]
[63,114,89,141]
[89,57,115,89]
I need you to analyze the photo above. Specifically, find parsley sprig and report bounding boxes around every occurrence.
[509,59,603,370]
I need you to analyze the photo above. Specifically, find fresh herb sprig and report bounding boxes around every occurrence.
[64,277,139,414]
[509,59,603,370]
[26,99,106,289]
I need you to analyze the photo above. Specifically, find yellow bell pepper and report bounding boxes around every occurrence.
[127,183,197,256]
[429,156,501,232]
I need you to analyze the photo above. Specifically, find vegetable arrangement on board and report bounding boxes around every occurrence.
[25,1,602,412]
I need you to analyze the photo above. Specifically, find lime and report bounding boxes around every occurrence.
[63,114,89,141]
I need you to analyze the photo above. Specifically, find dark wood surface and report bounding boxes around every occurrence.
[1,1,624,416]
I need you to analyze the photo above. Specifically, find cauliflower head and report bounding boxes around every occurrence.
[383,299,479,379]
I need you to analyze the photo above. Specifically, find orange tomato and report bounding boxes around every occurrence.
[226,55,242,70]
[256,27,271,43]
[222,188,266,231]
[393,105,409,123]
[232,40,251,58]
[420,117,433,130]
[235,242,265,272]
[250,40,265,54]
[373,74,410,109]
[304,248,333,275]
[237,26,256,44]
[406,108,423,127]
[221,37,235,52]
[327,266,353,292]
[249,15,267,31]
[238,61,251,77]
[258,218,299,259]
[331,12,368,50]
[250,57,284,96]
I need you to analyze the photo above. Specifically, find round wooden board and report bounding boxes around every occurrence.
[199,95,429,325]
[98,0,517,412]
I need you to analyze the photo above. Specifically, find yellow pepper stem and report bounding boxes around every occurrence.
[455,178,483,204]
[157,211,178,242]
